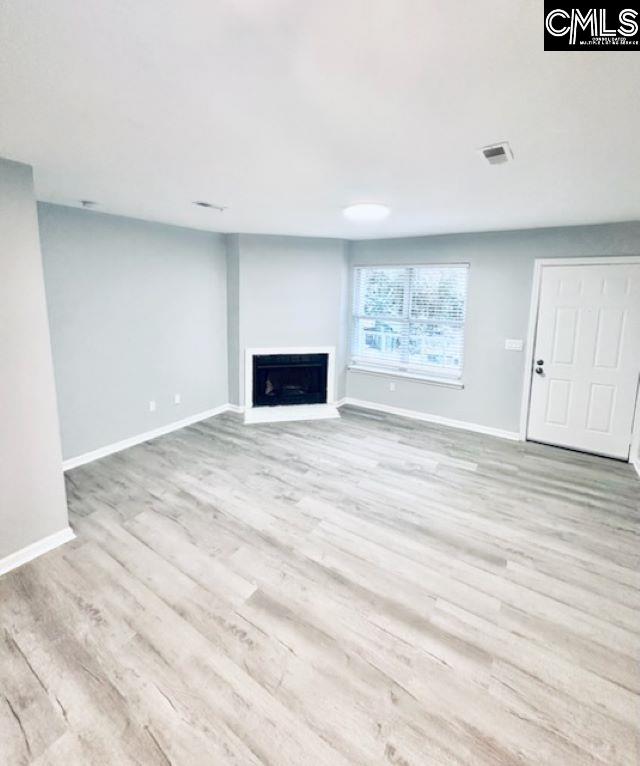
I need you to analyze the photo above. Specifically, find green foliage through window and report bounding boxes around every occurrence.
[352,265,468,378]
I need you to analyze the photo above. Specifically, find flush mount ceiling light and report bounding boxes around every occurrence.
[343,203,390,222]
[193,200,227,211]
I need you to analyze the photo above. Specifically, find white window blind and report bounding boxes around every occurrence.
[351,264,469,380]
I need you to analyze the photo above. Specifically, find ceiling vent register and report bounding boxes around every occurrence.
[480,142,514,165]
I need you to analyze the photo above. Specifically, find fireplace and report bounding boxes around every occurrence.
[244,345,339,423]
[253,353,328,407]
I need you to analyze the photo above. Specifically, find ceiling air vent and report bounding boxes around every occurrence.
[480,142,513,165]
[193,200,227,211]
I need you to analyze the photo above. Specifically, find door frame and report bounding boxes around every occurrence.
[632,387,640,475]
[518,256,640,466]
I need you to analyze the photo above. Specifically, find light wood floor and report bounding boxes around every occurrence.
[1,406,639,765]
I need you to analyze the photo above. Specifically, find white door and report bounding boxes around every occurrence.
[527,261,640,459]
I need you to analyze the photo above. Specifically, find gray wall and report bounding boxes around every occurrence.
[347,222,640,434]
[31,198,640,462]
[39,204,229,459]
[0,160,69,559]
[226,234,241,406]
[233,234,349,405]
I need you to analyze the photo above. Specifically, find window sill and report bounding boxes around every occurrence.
[348,364,465,389]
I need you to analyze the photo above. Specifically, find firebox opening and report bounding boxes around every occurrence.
[252,353,328,407]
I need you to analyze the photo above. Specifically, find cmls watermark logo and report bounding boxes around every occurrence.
[544,3,639,49]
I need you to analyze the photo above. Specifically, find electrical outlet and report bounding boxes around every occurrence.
[389,381,396,392]
[505,339,524,351]
[148,400,156,412]
[174,393,181,405]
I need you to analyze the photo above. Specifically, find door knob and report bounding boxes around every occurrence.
[536,359,544,365]
[535,367,544,375]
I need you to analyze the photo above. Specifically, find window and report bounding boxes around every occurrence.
[351,264,468,380]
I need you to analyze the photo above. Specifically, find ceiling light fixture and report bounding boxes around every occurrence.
[193,201,227,211]
[343,203,390,222]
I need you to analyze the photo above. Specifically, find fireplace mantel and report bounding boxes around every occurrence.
[244,345,340,424]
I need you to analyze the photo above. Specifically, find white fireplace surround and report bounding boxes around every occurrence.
[244,345,340,424]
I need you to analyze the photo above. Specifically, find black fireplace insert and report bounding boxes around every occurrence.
[252,353,328,407]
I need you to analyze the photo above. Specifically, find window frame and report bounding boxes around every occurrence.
[349,262,469,384]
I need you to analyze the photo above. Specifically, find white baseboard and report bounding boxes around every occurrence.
[341,397,521,441]
[62,404,232,470]
[0,526,75,577]
[631,456,640,479]
[231,401,347,416]
[244,403,340,424]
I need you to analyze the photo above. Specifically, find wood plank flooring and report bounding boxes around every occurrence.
[1,406,639,765]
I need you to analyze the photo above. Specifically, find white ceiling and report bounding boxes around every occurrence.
[1,1,639,239]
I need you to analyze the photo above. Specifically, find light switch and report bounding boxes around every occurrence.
[174,393,181,405]
[149,400,156,412]
[505,339,524,351]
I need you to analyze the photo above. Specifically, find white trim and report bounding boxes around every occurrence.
[529,256,640,267]
[631,381,640,479]
[244,403,340,424]
[226,404,244,414]
[348,364,464,389]
[351,261,471,269]
[519,256,640,462]
[62,405,230,470]
[244,346,337,424]
[0,527,75,577]
[342,397,520,441]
